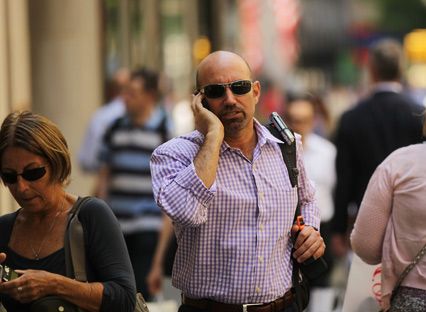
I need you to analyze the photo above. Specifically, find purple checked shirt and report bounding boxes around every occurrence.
[151,120,319,304]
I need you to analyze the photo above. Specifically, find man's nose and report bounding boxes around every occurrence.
[223,87,237,103]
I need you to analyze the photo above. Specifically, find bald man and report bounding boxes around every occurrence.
[150,51,324,312]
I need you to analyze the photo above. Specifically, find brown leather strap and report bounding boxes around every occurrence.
[182,290,294,312]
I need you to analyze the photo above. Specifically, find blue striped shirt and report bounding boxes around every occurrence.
[151,120,319,304]
[100,106,172,233]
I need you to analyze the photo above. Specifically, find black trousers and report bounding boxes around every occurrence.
[178,303,297,312]
[124,231,158,301]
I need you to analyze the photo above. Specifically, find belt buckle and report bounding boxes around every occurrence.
[242,302,264,312]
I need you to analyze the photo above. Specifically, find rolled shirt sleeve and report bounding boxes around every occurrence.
[151,134,216,227]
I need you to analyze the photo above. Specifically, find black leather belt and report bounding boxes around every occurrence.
[182,290,294,312]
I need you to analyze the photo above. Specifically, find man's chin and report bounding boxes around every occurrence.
[222,118,245,133]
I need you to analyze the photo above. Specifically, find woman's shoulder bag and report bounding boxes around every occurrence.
[31,196,149,312]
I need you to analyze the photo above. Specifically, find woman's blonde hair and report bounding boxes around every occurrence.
[0,111,71,185]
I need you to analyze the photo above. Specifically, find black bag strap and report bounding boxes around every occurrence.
[265,122,300,213]
[266,120,306,312]
[64,196,91,281]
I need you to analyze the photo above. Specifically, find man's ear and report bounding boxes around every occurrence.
[252,80,261,104]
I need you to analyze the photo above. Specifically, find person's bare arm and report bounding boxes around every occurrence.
[147,215,174,295]
[191,94,224,188]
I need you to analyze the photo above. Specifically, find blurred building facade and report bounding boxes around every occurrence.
[0,0,223,213]
[1,0,425,213]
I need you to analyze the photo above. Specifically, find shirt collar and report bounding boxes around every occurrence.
[372,82,403,94]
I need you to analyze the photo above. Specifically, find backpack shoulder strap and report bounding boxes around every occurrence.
[265,122,299,188]
[65,196,91,281]
[267,118,307,312]
[266,120,301,217]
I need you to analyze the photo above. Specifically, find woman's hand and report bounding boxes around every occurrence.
[0,269,55,303]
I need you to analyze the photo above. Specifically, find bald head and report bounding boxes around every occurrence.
[196,51,252,89]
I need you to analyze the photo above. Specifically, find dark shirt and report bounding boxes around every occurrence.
[0,197,136,312]
[331,90,424,235]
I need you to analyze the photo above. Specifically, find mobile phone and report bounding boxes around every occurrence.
[0,264,20,282]
[193,90,211,111]
[270,112,295,145]
[201,98,210,110]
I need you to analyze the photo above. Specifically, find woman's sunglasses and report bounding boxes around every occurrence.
[200,80,253,99]
[0,167,47,184]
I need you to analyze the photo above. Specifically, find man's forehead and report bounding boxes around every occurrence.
[197,51,251,85]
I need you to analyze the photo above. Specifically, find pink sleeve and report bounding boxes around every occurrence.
[350,163,393,264]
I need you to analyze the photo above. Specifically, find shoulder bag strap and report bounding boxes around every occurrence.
[265,121,300,216]
[65,196,91,281]
[391,242,426,301]
[266,118,306,312]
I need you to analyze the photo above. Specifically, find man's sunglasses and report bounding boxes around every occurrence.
[0,167,47,184]
[200,80,253,99]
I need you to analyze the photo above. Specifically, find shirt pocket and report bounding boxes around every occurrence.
[265,186,298,241]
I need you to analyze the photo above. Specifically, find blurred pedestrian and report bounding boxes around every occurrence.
[330,38,424,258]
[96,67,173,301]
[151,51,325,312]
[78,67,130,173]
[286,93,337,311]
[351,114,426,312]
[0,111,136,312]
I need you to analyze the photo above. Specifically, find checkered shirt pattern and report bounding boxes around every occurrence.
[151,120,319,304]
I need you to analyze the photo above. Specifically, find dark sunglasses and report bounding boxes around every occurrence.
[200,80,253,99]
[1,167,47,184]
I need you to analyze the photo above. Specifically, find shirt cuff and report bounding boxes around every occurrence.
[174,162,216,206]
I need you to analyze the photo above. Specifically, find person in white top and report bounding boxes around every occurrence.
[286,93,337,311]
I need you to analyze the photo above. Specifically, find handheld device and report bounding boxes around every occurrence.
[0,264,19,282]
[201,98,210,110]
[193,90,211,110]
[270,112,295,145]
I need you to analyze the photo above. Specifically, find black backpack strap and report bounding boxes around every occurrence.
[265,123,299,189]
[266,118,307,312]
[266,120,301,220]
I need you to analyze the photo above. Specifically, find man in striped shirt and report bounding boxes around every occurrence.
[151,51,325,312]
[97,67,173,300]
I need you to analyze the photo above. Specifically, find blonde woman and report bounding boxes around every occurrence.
[0,111,136,312]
